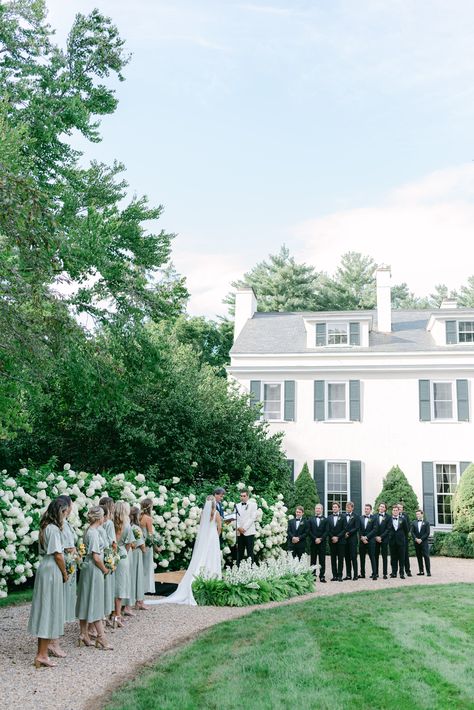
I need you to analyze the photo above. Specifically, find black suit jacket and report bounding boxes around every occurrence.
[374,513,392,542]
[287,518,309,550]
[343,513,360,541]
[411,520,430,546]
[400,512,410,537]
[359,514,377,541]
[388,517,409,544]
[308,516,328,543]
[327,513,347,542]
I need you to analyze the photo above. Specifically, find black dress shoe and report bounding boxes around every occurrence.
[359,574,365,579]
[406,571,412,577]
[338,577,343,582]
[343,576,351,580]
[320,578,327,583]
[390,574,397,578]
[427,572,431,577]
[400,575,405,579]
[331,577,337,581]
[372,575,378,580]
[353,575,359,580]
[417,572,424,576]
[383,575,388,580]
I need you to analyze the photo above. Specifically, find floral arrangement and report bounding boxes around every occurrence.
[0,462,289,598]
[145,532,163,549]
[64,551,77,576]
[131,525,144,545]
[103,546,120,572]
[192,554,316,607]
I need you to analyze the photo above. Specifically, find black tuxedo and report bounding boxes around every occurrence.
[287,517,309,560]
[343,512,360,578]
[358,514,376,577]
[327,513,347,580]
[373,513,391,577]
[308,515,328,579]
[388,517,409,576]
[411,519,431,574]
[399,512,411,574]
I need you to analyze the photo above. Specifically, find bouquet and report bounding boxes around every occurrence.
[145,531,163,549]
[103,546,120,572]
[76,539,87,566]
[131,525,144,545]
[64,551,77,576]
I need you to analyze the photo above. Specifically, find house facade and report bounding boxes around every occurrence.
[228,268,474,530]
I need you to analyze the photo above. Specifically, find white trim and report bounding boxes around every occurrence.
[433,461,459,528]
[325,460,350,513]
[326,381,349,421]
[458,320,474,344]
[431,381,456,422]
[262,381,283,422]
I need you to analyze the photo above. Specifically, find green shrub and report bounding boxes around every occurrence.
[192,572,315,606]
[374,465,419,521]
[430,531,474,558]
[453,463,474,533]
[289,462,319,516]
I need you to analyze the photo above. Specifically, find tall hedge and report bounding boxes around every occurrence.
[290,462,319,516]
[374,465,419,521]
[453,463,474,533]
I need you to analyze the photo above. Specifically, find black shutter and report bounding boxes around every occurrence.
[314,460,325,510]
[456,379,469,421]
[350,460,362,515]
[460,462,471,476]
[284,380,296,421]
[422,462,435,526]
[249,380,261,420]
[286,459,295,481]
[316,323,327,346]
[314,381,325,421]
[446,320,457,344]
[349,322,360,346]
[419,380,431,421]
[349,380,361,421]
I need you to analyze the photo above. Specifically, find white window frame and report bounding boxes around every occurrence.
[431,381,455,421]
[325,460,350,513]
[434,462,459,529]
[262,381,283,422]
[326,322,349,346]
[326,381,349,421]
[458,321,474,343]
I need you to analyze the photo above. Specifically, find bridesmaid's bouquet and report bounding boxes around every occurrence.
[103,546,120,572]
[131,525,144,545]
[145,532,163,549]
[76,539,87,567]
[64,551,77,576]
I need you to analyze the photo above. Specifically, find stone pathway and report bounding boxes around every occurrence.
[1,557,472,710]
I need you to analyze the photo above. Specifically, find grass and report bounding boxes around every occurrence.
[0,588,33,608]
[106,584,474,710]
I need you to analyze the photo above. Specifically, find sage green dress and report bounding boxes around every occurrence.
[101,519,116,615]
[127,528,145,606]
[27,524,65,639]
[76,527,105,622]
[114,524,135,599]
[61,518,77,623]
[142,524,156,594]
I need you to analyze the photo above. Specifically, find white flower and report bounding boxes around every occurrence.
[172,477,180,484]
[159,559,169,568]
[135,473,146,483]
[5,478,17,488]
[158,485,167,494]
[236,482,245,490]
[63,463,71,471]
[37,482,47,490]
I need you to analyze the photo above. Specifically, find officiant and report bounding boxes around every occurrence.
[235,490,257,565]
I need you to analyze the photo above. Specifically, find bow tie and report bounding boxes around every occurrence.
[393,518,398,521]
[365,516,370,518]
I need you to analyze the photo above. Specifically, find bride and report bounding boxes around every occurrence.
[147,495,222,606]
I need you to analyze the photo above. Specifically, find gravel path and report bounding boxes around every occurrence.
[1,557,473,710]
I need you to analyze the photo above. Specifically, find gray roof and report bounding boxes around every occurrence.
[230,309,474,355]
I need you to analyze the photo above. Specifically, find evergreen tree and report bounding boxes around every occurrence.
[458,276,474,308]
[290,462,319,516]
[374,465,419,521]
[453,464,474,533]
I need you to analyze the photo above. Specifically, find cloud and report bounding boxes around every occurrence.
[295,164,474,295]
[173,250,250,318]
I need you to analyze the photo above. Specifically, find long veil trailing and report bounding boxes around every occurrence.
[147,497,222,606]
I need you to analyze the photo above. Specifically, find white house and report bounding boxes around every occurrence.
[228,268,474,530]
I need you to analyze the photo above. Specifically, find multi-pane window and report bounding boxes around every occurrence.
[263,383,282,420]
[458,321,474,343]
[327,383,347,420]
[327,323,348,345]
[435,463,458,526]
[327,461,349,510]
[432,382,453,419]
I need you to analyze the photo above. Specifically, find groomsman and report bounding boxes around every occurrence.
[287,506,309,560]
[327,502,347,582]
[388,504,409,578]
[374,502,391,579]
[359,503,376,579]
[411,510,431,576]
[236,490,258,565]
[343,501,359,580]
[308,504,328,582]
[398,502,412,577]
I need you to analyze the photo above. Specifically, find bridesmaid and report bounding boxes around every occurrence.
[128,506,146,610]
[139,498,159,597]
[56,495,77,653]
[76,506,112,650]
[99,496,116,625]
[28,498,69,668]
[113,501,134,627]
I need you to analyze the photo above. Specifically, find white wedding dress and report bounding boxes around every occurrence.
[147,498,222,606]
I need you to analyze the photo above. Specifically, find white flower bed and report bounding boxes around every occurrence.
[219,553,315,584]
[0,465,289,598]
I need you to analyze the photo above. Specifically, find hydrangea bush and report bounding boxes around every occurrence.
[0,463,289,598]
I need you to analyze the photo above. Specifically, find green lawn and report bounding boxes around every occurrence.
[106,585,474,710]
[0,589,33,608]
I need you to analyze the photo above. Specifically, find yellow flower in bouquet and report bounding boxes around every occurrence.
[64,552,76,576]
[103,546,120,572]
[132,525,143,541]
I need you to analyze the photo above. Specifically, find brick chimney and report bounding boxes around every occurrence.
[234,287,257,341]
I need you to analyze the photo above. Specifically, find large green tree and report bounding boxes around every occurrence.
[374,465,419,522]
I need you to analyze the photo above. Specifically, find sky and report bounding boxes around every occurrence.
[46,0,474,316]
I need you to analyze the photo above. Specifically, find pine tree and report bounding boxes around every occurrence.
[453,464,474,533]
[374,465,419,521]
[290,462,319,516]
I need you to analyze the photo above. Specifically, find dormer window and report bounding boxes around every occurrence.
[316,322,361,347]
[459,321,474,343]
